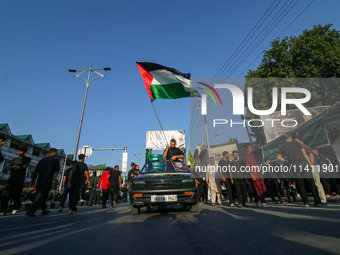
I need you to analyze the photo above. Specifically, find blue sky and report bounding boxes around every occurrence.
[1,0,339,170]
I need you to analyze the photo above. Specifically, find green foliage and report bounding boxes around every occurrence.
[21,188,32,201]
[244,24,340,146]
[47,190,63,202]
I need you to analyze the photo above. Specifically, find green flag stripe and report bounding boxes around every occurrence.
[150,83,190,101]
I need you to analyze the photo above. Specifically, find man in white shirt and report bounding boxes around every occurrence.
[206,157,222,206]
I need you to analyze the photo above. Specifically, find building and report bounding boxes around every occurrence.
[0,123,73,186]
[88,164,109,177]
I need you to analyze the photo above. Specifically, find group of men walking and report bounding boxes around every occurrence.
[196,133,337,208]
[0,131,135,216]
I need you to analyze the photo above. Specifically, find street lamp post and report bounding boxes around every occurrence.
[68,66,111,161]
[241,115,255,149]
[134,152,146,167]
[200,134,219,148]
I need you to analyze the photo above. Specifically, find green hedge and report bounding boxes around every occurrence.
[0,187,123,203]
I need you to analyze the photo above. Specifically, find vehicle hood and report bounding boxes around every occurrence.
[131,172,195,190]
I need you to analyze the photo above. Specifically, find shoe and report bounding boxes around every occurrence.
[88,204,93,207]
[0,212,6,216]
[25,212,36,217]
[212,203,216,206]
[42,209,51,215]
[230,203,235,207]
[304,204,310,208]
[102,205,107,208]
[238,204,243,208]
[68,209,76,213]
[253,203,260,207]
[323,202,328,206]
[111,206,115,208]
[261,203,269,208]
[12,210,18,215]
[288,200,293,203]
[199,202,203,205]
[58,206,63,212]
[273,200,278,204]
[242,204,247,207]
[316,203,324,207]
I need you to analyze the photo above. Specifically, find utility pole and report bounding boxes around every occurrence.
[134,152,145,167]
[241,115,255,149]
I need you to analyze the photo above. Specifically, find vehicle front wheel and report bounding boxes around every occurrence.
[131,205,140,215]
[190,203,199,213]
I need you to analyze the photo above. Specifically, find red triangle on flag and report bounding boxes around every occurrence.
[136,62,154,101]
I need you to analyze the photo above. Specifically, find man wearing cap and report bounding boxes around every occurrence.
[0,146,31,216]
[127,162,137,190]
[0,135,6,164]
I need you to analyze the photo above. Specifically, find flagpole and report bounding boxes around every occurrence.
[151,101,174,159]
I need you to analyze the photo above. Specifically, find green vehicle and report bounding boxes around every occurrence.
[129,154,199,215]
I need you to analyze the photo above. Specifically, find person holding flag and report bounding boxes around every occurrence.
[163,139,185,162]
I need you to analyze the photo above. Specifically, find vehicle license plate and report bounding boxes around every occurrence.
[151,195,177,202]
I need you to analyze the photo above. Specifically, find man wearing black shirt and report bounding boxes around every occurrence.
[27,148,60,217]
[0,135,5,164]
[230,151,247,207]
[109,165,122,207]
[263,157,284,204]
[127,162,136,190]
[277,134,322,207]
[1,146,31,216]
[163,139,185,162]
[218,151,235,207]
[58,162,75,212]
[67,154,90,213]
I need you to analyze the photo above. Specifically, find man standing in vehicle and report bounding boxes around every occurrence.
[163,139,185,162]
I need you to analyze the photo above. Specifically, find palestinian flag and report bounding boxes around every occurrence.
[136,62,199,101]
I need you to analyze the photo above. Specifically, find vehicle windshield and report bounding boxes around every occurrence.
[141,160,188,173]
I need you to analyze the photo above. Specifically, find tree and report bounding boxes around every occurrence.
[244,24,340,146]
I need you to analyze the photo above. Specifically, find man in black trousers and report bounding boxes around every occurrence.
[109,165,122,207]
[67,154,90,213]
[277,133,322,207]
[27,148,60,217]
[230,151,248,207]
[1,146,31,216]
[218,151,235,207]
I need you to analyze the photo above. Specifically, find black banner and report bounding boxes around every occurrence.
[262,117,329,161]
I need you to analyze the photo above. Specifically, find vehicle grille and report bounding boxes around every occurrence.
[144,180,182,187]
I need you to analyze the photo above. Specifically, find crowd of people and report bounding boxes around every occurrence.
[195,133,340,208]
[1,133,339,216]
[0,134,142,216]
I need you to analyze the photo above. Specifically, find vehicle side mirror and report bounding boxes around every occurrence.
[132,170,140,176]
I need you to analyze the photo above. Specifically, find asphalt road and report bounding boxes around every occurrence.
[0,202,339,255]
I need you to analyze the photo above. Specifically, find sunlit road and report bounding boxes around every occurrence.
[0,202,339,255]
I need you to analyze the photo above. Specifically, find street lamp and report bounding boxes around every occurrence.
[241,115,255,149]
[200,134,219,148]
[134,152,146,167]
[69,66,111,161]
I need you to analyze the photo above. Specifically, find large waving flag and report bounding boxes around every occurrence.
[136,62,199,101]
